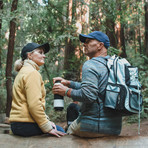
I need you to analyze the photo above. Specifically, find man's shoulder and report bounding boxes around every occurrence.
[82,58,106,72]
[92,55,110,62]
[83,59,94,68]
[84,56,109,66]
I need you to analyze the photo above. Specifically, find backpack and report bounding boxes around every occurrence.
[96,55,143,116]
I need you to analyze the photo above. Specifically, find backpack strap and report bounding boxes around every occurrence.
[92,57,109,104]
[112,55,119,83]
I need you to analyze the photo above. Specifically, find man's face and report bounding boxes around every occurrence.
[83,38,100,58]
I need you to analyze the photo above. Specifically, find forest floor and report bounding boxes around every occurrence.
[120,119,148,136]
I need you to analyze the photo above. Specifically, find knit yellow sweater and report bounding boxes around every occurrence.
[9,60,52,133]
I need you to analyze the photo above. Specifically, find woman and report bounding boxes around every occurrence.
[9,42,66,137]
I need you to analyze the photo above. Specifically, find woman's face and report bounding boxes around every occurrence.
[28,48,46,66]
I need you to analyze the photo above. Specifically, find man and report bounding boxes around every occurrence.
[52,31,122,138]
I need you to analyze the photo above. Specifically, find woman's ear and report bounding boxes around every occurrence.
[27,52,32,60]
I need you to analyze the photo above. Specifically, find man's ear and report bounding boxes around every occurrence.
[100,42,104,48]
[97,42,104,50]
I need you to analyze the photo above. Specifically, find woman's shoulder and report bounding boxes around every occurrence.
[20,65,41,80]
[21,65,39,73]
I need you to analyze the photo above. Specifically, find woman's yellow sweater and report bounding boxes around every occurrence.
[9,60,52,133]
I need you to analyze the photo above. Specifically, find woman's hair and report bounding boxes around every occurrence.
[14,49,35,72]
[14,50,32,72]
[14,59,24,72]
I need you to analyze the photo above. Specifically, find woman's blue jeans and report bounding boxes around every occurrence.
[11,122,65,137]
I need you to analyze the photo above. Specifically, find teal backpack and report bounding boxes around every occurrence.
[103,55,142,116]
[94,55,143,134]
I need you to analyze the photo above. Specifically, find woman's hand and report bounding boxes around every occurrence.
[48,129,66,138]
[53,77,70,87]
[52,83,68,96]
[50,121,57,130]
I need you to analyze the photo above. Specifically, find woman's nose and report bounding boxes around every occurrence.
[43,54,46,58]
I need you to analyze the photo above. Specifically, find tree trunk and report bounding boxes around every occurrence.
[64,39,75,80]
[64,0,90,80]
[75,0,82,34]
[6,0,18,117]
[138,22,142,55]
[118,24,126,58]
[68,0,73,26]
[145,0,148,57]
[0,0,3,68]
[81,0,90,34]
[64,0,75,79]
[116,2,127,58]
[80,0,90,77]
[136,1,142,55]
[106,18,117,48]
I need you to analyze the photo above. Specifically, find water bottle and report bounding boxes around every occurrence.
[53,80,64,111]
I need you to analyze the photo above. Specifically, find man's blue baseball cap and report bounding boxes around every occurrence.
[79,31,110,49]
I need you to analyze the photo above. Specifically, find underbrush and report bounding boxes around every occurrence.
[45,92,72,123]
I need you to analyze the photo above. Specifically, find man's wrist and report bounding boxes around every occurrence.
[65,88,70,96]
[67,88,72,97]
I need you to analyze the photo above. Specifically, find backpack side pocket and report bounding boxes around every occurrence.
[105,83,120,109]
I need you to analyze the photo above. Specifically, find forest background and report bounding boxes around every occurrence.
[0,0,148,123]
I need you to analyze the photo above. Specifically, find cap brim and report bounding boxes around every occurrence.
[79,34,94,43]
[38,43,50,54]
